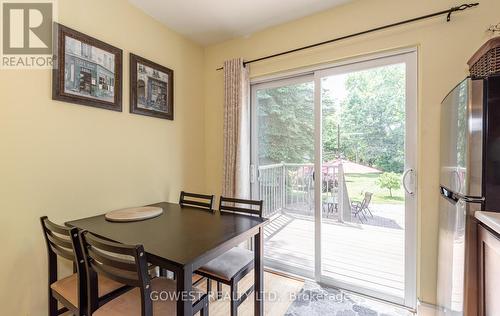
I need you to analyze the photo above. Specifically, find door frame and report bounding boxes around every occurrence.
[313,49,417,309]
[250,48,418,309]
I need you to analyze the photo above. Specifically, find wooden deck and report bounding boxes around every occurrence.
[264,212,405,299]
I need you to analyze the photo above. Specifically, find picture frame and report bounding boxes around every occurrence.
[130,53,174,120]
[52,23,123,111]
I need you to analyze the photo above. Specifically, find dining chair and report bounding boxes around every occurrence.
[79,230,209,316]
[179,191,216,290]
[40,216,128,316]
[179,191,215,211]
[195,197,263,316]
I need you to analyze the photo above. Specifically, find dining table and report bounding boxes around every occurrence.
[66,201,268,316]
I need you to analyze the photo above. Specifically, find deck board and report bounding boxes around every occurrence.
[264,212,405,298]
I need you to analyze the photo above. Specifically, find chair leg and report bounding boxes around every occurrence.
[354,210,364,223]
[361,211,368,222]
[206,278,212,295]
[366,207,374,218]
[230,281,238,316]
[48,294,58,316]
[216,282,222,300]
[200,305,209,316]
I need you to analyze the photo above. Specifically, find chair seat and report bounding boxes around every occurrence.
[198,247,254,281]
[93,277,204,316]
[50,273,124,307]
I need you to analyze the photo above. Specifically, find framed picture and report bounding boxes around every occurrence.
[130,53,173,120]
[52,23,122,111]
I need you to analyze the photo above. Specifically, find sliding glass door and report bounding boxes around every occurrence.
[251,75,316,278]
[251,50,417,309]
[315,52,417,308]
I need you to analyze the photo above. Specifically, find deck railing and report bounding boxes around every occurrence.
[258,162,344,218]
[258,163,314,217]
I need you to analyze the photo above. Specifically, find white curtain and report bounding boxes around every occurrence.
[222,58,250,199]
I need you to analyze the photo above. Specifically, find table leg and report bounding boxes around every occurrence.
[254,226,264,316]
[176,265,193,316]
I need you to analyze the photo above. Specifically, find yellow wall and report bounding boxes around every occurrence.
[2,0,499,313]
[203,0,500,304]
[0,0,205,314]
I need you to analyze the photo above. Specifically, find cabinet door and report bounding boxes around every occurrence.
[478,224,500,316]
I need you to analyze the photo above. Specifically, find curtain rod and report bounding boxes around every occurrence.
[215,3,479,71]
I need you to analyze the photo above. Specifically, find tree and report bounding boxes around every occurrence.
[256,82,315,164]
[337,64,405,173]
[377,172,401,197]
[255,64,406,173]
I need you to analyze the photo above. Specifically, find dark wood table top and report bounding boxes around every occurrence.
[66,202,267,267]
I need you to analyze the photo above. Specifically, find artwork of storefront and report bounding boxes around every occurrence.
[64,54,115,101]
[137,69,168,113]
[147,77,167,112]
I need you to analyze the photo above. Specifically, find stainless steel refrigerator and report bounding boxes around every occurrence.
[437,75,500,316]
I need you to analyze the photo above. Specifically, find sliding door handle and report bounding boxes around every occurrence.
[402,168,415,196]
[250,164,256,183]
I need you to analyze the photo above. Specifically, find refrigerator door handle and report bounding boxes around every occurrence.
[402,168,415,196]
[462,195,484,203]
[440,186,459,204]
[440,185,484,204]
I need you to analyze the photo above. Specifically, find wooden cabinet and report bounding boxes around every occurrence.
[478,224,500,316]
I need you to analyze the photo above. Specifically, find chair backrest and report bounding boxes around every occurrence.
[179,191,214,211]
[40,216,86,309]
[361,192,373,208]
[79,230,152,316]
[219,196,264,218]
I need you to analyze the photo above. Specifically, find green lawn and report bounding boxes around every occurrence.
[344,173,404,204]
[285,172,404,205]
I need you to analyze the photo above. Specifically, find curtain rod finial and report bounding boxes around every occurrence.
[447,3,480,22]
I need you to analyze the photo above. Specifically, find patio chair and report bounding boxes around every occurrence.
[322,189,338,217]
[351,192,373,222]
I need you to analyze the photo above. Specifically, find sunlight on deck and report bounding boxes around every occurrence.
[264,213,405,299]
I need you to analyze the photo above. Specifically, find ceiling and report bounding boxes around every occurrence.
[128,0,351,45]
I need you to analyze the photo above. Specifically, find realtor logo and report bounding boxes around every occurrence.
[1,0,56,68]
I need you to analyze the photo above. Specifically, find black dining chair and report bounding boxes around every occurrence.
[195,197,263,316]
[40,216,128,316]
[79,230,209,316]
[179,191,217,291]
[179,191,215,211]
